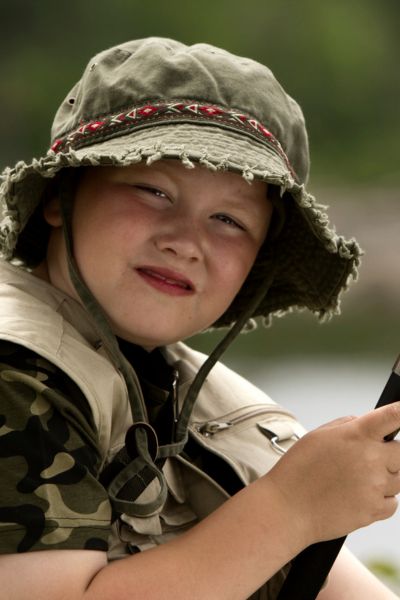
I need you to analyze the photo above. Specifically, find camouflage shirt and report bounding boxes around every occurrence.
[0,341,112,553]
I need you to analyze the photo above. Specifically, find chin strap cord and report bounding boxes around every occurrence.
[159,265,277,457]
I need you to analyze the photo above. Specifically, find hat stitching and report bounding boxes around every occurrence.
[51,100,295,178]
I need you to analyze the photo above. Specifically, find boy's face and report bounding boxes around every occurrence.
[43,160,272,349]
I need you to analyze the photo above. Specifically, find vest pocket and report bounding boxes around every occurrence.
[190,403,305,485]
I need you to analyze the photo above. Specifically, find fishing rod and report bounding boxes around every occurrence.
[276,355,400,600]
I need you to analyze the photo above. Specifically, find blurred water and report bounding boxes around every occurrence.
[232,358,400,565]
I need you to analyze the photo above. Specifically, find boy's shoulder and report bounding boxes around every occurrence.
[0,260,100,351]
[167,341,273,401]
[169,342,304,484]
[167,341,295,421]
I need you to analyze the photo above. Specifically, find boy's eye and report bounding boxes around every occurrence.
[134,185,169,199]
[213,213,245,231]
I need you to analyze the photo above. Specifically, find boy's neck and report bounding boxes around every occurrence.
[31,261,51,282]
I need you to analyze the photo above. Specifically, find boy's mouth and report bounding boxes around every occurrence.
[136,267,195,293]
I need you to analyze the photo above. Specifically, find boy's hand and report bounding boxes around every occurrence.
[267,402,400,547]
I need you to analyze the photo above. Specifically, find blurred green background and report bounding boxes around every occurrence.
[1,0,399,364]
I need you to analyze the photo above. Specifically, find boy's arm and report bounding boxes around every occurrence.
[1,403,400,600]
[0,472,334,600]
[0,476,302,600]
[1,546,398,600]
[318,547,399,599]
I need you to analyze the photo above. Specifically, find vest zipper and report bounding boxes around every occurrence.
[172,369,180,438]
[194,405,294,437]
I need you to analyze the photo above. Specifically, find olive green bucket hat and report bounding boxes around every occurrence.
[0,37,361,327]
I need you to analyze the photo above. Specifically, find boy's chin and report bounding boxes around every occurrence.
[111,326,177,350]
[112,326,202,351]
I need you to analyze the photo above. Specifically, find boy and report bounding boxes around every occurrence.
[0,37,399,599]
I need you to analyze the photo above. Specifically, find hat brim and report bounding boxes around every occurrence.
[74,122,292,180]
[0,122,361,323]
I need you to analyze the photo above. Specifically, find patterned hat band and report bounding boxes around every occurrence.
[50,100,295,178]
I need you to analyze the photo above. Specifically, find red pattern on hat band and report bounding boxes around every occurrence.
[50,100,293,175]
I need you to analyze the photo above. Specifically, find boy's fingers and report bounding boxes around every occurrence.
[359,401,400,440]
[320,415,357,429]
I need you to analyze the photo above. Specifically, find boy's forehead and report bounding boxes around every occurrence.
[106,159,269,195]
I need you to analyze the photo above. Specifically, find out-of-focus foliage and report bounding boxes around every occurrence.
[1,0,399,183]
[367,559,400,595]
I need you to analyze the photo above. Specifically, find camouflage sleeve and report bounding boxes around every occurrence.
[0,341,112,554]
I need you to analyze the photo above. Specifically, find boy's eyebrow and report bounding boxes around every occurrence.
[218,198,257,212]
[219,190,270,212]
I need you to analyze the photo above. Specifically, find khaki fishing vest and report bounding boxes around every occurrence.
[0,260,304,598]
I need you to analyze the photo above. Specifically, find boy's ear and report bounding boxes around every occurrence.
[43,195,63,227]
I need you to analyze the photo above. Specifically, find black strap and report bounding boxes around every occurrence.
[276,538,345,600]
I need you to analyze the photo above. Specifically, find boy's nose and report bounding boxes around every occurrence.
[154,222,203,262]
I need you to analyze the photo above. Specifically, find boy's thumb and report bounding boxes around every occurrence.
[360,401,400,440]
[317,415,357,430]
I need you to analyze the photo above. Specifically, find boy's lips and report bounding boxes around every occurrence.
[136,266,195,294]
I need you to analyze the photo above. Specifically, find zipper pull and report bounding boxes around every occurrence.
[171,370,179,436]
[198,421,232,436]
